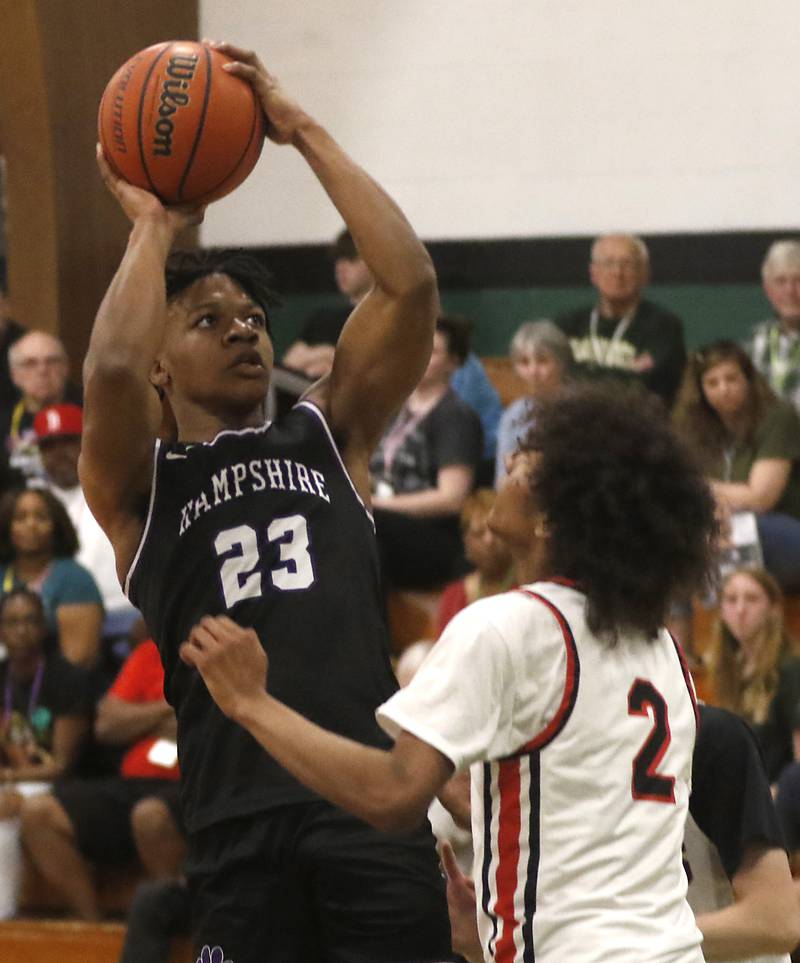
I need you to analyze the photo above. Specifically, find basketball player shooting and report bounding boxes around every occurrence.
[183,385,720,963]
[82,42,452,963]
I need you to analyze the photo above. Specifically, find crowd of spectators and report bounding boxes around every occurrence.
[0,226,799,955]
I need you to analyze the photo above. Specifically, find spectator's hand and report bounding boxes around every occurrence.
[96,145,205,231]
[440,841,482,962]
[207,42,311,145]
[180,615,268,719]
[630,351,655,373]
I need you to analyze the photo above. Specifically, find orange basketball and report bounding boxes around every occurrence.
[98,40,264,205]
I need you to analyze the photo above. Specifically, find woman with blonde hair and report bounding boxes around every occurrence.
[708,566,800,782]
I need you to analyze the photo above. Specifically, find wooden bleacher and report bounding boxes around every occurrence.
[0,920,192,963]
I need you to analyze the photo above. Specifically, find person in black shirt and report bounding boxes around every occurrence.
[556,233,686,407]
[685,704,800,960]
[0,587,91,919]
[82,42,449,963]
[281,229,373,379]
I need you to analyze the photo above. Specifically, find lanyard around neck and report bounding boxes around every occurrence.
[4,658,44,725]
[768,325,800,393]
[589,307,636,365]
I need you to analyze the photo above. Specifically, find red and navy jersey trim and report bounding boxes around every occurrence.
[511,589,580,755]
[482,752,542,963]
[668,631,700,732]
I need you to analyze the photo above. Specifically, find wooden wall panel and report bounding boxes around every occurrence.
[0,0,197,375]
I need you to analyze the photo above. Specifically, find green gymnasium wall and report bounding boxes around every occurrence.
[269,283,770,359]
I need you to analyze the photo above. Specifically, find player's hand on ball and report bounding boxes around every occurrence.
[96,145,205,232]
[179,615,268,720]
[206,41,310,145]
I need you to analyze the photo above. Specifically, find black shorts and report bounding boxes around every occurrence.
[53,776,182,865]
[185,801,452,963]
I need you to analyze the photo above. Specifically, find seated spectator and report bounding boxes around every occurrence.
[34,403,140,681]
[0,588,91,919]
[444,315,502,479]
[370,316,483,590]
[706,567,799,784]
[0,487,103,668]
[556,233,686,406]
[495,320,573,487]
[436,488,515,636]
[281,229,372,379]
[748,239,800,414]
[20,637,184,922]
[2,330,81,483]
[673,341,800,591]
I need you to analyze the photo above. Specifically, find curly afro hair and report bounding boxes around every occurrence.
[524,383,717,642]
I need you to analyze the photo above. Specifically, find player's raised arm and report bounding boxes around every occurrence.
[214,43,438,481]
[80,149,203,576]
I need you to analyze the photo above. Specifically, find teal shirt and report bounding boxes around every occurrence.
[0,557,103,630]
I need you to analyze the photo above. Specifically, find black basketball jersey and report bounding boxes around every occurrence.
[126,401,399,833]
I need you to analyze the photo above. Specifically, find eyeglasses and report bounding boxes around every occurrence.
[13,356,66,370]
[591,258,641,273]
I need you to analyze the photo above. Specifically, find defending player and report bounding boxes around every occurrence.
[82,42,451,963]
[440,703,800,963]
[183,384,718,963]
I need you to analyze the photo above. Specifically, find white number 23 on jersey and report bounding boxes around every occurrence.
[214,517,315,608]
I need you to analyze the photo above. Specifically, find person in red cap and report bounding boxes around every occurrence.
[34,404,140,681]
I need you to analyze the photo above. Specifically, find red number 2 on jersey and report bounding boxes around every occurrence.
[627,678,676,804]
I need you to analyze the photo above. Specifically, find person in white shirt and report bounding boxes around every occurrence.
[181,382,719,963]
[33,403,139,658]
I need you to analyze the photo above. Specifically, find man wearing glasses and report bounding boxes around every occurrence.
[556,233,686,407]
[2,330,80,483]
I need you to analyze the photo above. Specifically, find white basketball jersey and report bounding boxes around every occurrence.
[379,580,704,963]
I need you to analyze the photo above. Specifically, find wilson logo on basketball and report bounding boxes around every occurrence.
[153,54,199,157]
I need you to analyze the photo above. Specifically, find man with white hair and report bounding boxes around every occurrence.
[2,329,80,481]
[749,239,800,414]
[556,233,686,406]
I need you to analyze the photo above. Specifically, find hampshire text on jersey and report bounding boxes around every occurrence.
[179,456,332,536]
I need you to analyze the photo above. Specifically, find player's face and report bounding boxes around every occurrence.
[488,450,543,551]
[10,492,54,557]
[464,511,512,577]
[0,595,46,664]
[700,360,749,421]
[513,348,562,398]
[160,274,274,413]
[764,265,800,323]
[720,572,776,648]
[589,237,648,307]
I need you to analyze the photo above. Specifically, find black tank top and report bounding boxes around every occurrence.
[126,402,398,833]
